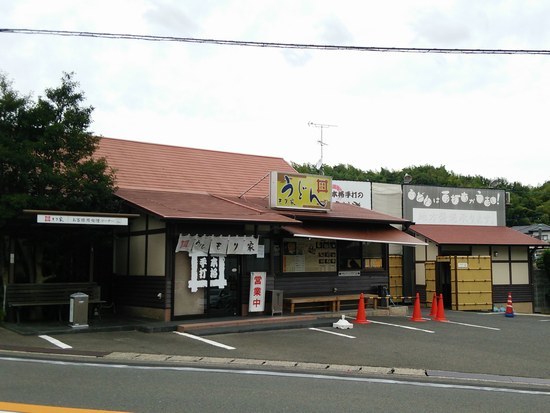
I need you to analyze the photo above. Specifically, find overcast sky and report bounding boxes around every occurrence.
[1,0,549,187]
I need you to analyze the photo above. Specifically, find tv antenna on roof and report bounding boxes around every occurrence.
[308,121,337,172]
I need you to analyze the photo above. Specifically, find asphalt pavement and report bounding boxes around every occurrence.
[1,308,550,388]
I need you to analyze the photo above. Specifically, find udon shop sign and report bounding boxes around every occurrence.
[270,171,332,211]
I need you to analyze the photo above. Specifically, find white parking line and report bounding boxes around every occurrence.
[309,328,356,338]
[38,335,72,349]
[446,321,500,331]
[369,320,435,334]
[173,331,235,350]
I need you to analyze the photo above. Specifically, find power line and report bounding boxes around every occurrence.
[2,28,550,55]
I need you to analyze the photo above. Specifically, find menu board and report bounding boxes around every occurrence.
[283,239,337,273]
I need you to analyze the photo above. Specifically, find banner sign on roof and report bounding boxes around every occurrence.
[332,180,372,209]
[402,185,506,226]
[270,171,332,211]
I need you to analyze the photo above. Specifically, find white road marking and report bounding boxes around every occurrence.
[2,356,549,397]
[38,335,72,349]
[446,321,500,331]
[368,320,435,334]
[309,327,356,338]
[173,331,235,350]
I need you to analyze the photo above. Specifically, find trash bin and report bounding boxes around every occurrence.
[377,285,390,308]
[69,292,89,328]
[266,290,283,316]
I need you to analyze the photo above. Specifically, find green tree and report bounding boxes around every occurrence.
[0,72,118,285]
[0,72,117,221]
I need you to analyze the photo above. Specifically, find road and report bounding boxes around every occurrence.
[0,355,549,413]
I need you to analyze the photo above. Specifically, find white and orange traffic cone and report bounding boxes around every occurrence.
[410,293,426,322]
[429,293,438,319]
[435,293,449,322]
[354,293,371,324]
[505,292,514,318]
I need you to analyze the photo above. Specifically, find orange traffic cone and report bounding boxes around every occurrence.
[429,293,438,318]
[354,293,371,324]
[410,293,426,322]
[505,292,514,318]
[435,293,448,322]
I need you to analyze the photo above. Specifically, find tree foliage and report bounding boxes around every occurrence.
[0,72,118,225]
[293,163,549,226]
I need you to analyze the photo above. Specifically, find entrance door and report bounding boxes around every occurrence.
[207,256,240,317]
[436,261,452,307]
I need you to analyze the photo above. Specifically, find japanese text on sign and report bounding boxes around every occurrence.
[270,171,332,211]
[248,272,266,312]
[188,253,227,292]
[37,214,128,226]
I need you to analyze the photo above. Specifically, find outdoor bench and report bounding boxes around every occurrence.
[4,282,105,323]
[334,293,381,311]
[283,293,381,314]
[284,295,339,314]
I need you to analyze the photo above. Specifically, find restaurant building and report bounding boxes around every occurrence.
[94,138,425,321]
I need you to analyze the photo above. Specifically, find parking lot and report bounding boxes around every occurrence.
[3,310,549,380]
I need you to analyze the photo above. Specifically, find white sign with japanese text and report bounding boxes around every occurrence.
[37,214,128,226]
[332,180,372,209]
[248,272,266,312]
[188,253,227,293]
[175,234,259,255]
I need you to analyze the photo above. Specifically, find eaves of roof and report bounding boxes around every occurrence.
[409,224,549,246]
[278,202,411,225]
[116,188,299,223]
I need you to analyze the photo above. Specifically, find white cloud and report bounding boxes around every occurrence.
[1,0,548,186]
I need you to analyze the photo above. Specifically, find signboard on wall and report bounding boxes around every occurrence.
[282,239,337,273]
[37,214,128,226]
[402,185,506,226]
[270,172,332,211]
[332,180,372,209]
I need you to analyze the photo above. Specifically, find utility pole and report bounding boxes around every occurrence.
[308,121,337,173]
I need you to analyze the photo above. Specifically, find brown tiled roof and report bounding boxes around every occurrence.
[95,137,296,197]
[94,137,413,226]
[409,224,549,246]
[116,188,299,223]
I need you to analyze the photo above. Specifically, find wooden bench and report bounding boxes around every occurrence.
[334,294,381,311]
[283,293,382,314]
[4,282,105,323]
[284,296,339,314]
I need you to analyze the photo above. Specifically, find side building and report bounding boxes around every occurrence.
[405,185,548,312]
[331,180,549,312]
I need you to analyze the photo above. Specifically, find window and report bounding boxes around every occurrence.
[338,241,362,270]
[440,245,471,256]
[338,241,387,271]
[363,243,385,270]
